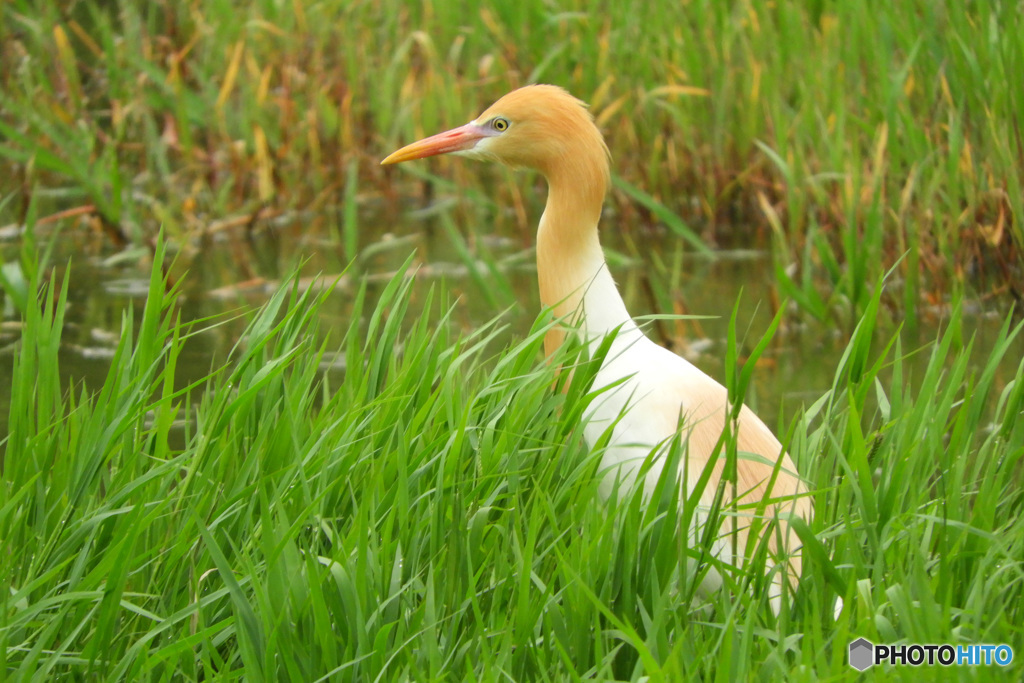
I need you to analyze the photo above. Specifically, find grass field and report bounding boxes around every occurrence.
[2,246,1023,680]
[2,0,1024,680]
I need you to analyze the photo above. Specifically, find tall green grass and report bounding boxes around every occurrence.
[1,0,1021,318]
[2,248,1021,679]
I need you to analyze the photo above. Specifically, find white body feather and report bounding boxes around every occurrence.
[571,255,807,612]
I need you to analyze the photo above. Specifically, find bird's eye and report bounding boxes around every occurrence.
[492,117,509,132]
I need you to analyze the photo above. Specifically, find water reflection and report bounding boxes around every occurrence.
[1,205,1020,444]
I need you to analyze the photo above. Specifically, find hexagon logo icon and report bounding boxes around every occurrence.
[849,638,874,671]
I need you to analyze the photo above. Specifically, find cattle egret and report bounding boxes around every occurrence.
[382,85,811,612]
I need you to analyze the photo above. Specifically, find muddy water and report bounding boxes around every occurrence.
[1,207,1019,443]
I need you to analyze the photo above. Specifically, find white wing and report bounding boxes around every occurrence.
[583,330,810,610]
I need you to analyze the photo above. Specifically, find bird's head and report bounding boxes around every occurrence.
[382,84,610,187]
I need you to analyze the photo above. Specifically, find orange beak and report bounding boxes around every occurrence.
[381,123,489,165]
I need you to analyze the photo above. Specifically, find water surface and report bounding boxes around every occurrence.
[1,203,1019,444]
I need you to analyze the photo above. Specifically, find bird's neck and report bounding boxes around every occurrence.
[537,172,636,357]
